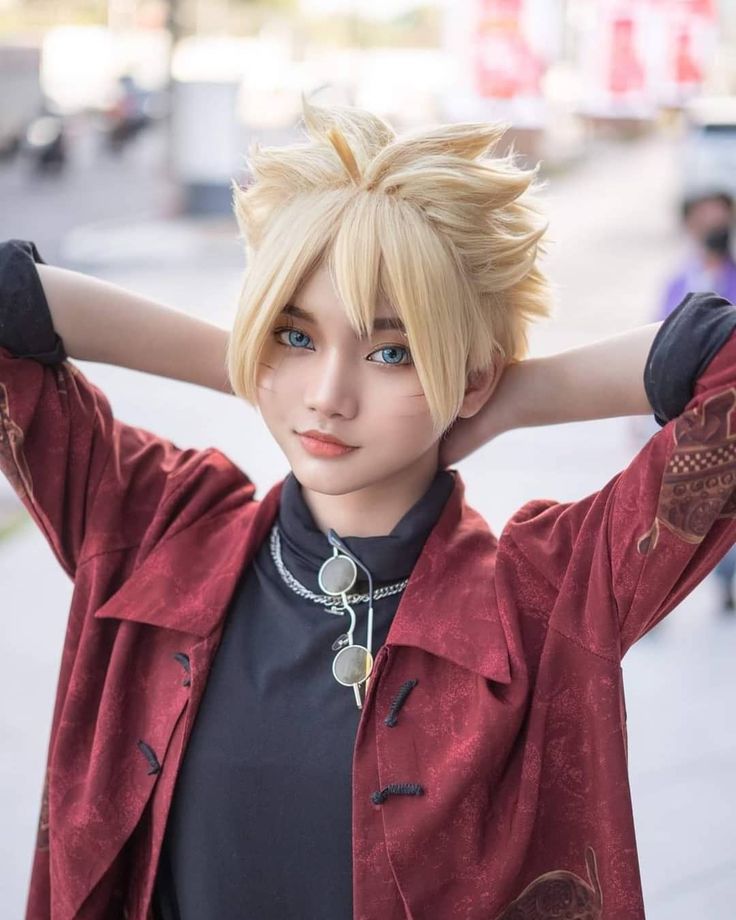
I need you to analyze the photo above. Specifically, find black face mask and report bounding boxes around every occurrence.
[702,225,732,255]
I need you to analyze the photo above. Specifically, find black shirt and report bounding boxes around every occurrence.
[153,470,454,919]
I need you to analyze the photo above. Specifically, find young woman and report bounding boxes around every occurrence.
[2,100,735,920]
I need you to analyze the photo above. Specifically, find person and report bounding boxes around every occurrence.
[106,74,150,153]
[660,189,736,320]
[661,189,736,612]
[2,100,736,920]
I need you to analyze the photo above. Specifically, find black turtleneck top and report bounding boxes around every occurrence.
[152,470,455,919]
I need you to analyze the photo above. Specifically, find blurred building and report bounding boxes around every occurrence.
[1,0,734,211]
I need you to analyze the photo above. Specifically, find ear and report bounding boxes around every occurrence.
[457,361,503,420]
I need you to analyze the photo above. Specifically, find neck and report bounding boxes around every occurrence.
[301,448,442,537]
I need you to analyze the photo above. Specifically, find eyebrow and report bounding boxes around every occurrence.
[281,303,406,334]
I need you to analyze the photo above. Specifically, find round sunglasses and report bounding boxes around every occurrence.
[318,533,375,709]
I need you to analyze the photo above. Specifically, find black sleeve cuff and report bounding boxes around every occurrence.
[0,239,68,364]
[643,291,736,427]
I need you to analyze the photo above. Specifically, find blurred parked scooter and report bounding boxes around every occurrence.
[24,112,67,175]
[105,75,151,154]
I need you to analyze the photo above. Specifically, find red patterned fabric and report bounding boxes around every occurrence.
[2,332,736,920]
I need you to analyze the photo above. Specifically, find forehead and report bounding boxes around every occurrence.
[288,262,405,332]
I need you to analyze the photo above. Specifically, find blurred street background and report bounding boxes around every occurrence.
[2,0,736,917]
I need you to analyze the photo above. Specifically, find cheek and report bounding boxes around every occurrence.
[255,346,302,395]
[367,403,438,453]
[253,380,291,444]
[359,370,430,418]
[378,392,433,419]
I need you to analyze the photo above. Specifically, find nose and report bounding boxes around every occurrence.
[303,347,358,419]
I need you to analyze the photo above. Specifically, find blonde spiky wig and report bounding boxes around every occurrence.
[227,98,551,437]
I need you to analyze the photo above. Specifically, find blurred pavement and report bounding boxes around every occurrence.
[1,127,735,918]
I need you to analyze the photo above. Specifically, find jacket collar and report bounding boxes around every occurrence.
[95,470,510,683]
[386,471,510,683]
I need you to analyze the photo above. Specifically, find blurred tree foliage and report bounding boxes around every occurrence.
[3,1,297,33]
[303,7,439,48]
[4,1,439,47]
[2,1,109,31]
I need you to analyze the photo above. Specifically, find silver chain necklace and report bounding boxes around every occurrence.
[268,524,409,615]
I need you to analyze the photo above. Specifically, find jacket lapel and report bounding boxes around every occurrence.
[94,478,284,636]
[387,471,511,683]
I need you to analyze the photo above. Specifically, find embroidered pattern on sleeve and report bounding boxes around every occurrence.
[494,846,602,919]
[0,383,33,501]
[637,388,736,554]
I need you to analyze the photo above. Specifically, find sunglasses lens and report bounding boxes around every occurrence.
[319,554,357,596]
[332,645,374,686]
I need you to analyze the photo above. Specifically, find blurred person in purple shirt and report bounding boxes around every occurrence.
[660,190,736,318]
[660,189,736,611]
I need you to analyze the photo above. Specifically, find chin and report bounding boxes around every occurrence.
[288,455,392,496]
[290,463,369,495]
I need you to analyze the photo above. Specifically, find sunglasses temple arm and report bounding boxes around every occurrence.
[367,601,374,656]
[327,531,374,605]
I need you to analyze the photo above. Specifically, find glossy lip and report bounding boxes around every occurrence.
[297,432,358,459]
[298,429,356,448]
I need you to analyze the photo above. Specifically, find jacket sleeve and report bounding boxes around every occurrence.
[0,239,222,579]
[503,291,736,656]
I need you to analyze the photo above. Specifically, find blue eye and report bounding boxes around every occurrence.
[273,325,412,367]
[367,345,412,366]
[274,327,313,350]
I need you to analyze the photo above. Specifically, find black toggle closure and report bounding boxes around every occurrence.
[137,740,161,775]
[173,652,191,687]
[371,783,424,805]
[384,679,418,727]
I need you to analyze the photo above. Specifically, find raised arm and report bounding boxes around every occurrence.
[491,322,659,431]
[492,292,736,653]
[440,324,660,468]
[0,239,251,578]
[36,263,232,393]
[443,290,736,466]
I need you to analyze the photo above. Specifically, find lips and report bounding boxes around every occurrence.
[298,429,355,448]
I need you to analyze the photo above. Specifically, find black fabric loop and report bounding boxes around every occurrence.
[0,240,68,364]
[644,291,736,426]
[137,740,162,775]
[384,679,418,727]
[370,783,424,805]
[173,652,191,687]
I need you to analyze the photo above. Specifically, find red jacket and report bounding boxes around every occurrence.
[2,328,736,920]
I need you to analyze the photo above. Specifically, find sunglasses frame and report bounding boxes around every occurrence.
[318,548,375,709]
